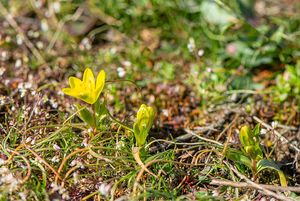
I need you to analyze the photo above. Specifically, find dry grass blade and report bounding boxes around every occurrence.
[211,179,300,193]
[25,145,62,180]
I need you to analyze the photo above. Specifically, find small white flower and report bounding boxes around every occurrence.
[0,158,6,166]
[197,49,204,57]
[50,182,60,191]
[51,156,60,163]
[16,34,23,45]
[31,138,36,145]
[15,59,22,68]
[0,67,5,76]
[52,1,61,13]
[33,107,39,114]
[73,171,79,184]
[212,190,219,197]
[162,109,169,117]
[0,95,6,106]
[87,127,93,133]
[117,67,126,78]
[5,36,11,43]
[1,51,8,61]
[53,144,61,151]
[25,137,32,143]
[122,60,131,67]
[34,0,43,8]
[187,38,195,52]
[271,121,278,129]
[79,38,91,50]
[57,90,64,96]
[41,20,48,32]
[70,160,77,167]
[260,128,267,135]
[18,192,27,201]
[36,41,44,49]
[49,98,58,109]
[110,47,117,54]
[116,141,125,150]
[24,82,32,89]
[98,183,112,196]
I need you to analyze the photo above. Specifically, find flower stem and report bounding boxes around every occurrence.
[92,103,97,136]
[106,109,134,133]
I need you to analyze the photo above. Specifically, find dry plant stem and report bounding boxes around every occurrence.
[254,116,300,153]
[81,191,99,201]
[88,148,113,162]
[8,149,31,184]
[107,110,134,132]
[184,129,223,146]
[7,144,25,162]
[132,147,158,178]
[224,161,295,201]
[222,126,233,156]
[216,113,238,141]
[61,166,79,188]
[55,148,89,183]
[211,179,300,193]
[132,159,208,195]
[133,159,166,196]
[0,2,45,64]
[92,103,97,137]
[24,145,62,180]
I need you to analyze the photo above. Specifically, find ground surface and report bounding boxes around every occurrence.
[0,1,299,201]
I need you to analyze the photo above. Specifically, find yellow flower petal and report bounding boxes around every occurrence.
[62,67,106,105]
[69,77,82,88]
[62,88,77,97]
[94,70,106,101]
[96,70,105,90]
[83,68,95,89]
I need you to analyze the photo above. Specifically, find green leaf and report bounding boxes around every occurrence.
[252,124,260,137]
[94,101,108,126]
[256,159,287,187]
[239,125,263,161]
[200,0,236,26]
[75,104,95,127]
[239,125,252,147]
[133,104,155,147]
[225,149,252,169]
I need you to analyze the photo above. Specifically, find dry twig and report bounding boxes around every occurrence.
[211,179,300,193]
[254,116,300,153]
[224,161,295,201]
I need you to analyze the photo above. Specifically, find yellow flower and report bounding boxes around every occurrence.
[62,68,105,104]
[133,104,155,146]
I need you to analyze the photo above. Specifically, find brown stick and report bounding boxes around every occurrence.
[253,116,300,153]
[55,148,89,183]
[224,161,295,201]
[211,179,300,193]
[25,145,62,180]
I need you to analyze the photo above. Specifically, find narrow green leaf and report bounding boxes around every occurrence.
[75,104,95,127]
[239,125,251,148]
[256,159,287,187]
[225,149,252,169]
[252,124,260,137]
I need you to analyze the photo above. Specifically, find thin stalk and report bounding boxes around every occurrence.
[92,103,97,137]
[106,110,134,133]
